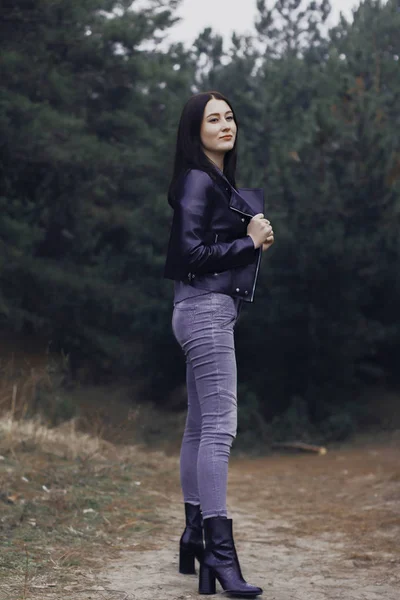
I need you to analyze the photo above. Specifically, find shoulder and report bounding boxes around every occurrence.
[179,169,216,197]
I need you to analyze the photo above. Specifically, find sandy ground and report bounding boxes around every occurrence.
[99,442,400,600]
[4,440,398,600]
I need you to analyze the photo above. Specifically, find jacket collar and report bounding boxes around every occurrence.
[213,168,264,218]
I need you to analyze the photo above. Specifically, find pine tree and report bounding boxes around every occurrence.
[0,0,193,377]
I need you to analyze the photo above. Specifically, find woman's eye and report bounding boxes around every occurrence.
[208,116,234,123]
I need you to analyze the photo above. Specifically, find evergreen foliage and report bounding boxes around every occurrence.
[0,0,399,436]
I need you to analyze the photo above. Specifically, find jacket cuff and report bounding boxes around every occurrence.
[234,234,259,266]
[246,234,256,250]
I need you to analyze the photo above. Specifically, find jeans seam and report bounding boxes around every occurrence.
[211,294,222,516]
[182,357,201,504]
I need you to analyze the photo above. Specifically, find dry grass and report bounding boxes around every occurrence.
[0,347,184,598]
[0,358,51,419]
[0,414,177,599]
[0,414,111,460]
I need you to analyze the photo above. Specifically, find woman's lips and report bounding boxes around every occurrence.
[220,135,233,140]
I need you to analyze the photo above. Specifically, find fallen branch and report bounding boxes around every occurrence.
[272,441,327,455]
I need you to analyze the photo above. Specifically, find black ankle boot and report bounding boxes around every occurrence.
[179,503,204,574]
[199,517,263,597]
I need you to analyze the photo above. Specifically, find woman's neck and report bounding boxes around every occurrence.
[203,150,224,172]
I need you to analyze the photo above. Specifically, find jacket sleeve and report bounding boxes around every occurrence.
[173,170,258,274]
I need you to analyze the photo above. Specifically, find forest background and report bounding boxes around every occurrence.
[1,0,399,447]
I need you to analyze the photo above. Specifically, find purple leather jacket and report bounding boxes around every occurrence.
[164,168,264,302]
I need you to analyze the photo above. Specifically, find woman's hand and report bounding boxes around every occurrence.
[247,213,274,249]
[262,236,274,252]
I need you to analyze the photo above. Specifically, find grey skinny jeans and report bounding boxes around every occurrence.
[172,292,242,519]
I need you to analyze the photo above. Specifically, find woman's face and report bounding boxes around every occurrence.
[200,98,237,158]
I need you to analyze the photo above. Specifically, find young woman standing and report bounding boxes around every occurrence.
[164,91,274,597]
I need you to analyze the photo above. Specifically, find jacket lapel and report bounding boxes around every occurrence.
[213,168,265,217]
[231,187,264,217]
[236,188,264,217]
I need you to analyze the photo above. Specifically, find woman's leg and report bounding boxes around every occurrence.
[179,359,204,575]
[184,294,238,520]
[179,357,202,505]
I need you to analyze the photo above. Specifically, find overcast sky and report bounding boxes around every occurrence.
[167,0,363,45]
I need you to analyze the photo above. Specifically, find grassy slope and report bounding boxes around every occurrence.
[0,416,177,599]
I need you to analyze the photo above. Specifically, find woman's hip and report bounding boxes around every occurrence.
[172,292,239,350]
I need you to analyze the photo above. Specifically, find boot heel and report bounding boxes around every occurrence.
[179,547,196,574]
[199,564,216,595]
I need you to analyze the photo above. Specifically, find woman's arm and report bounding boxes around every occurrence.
[173,170,258,274]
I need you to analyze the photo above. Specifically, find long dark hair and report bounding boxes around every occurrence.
[168,91,239,206]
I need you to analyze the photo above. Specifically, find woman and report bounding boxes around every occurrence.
[164,91,274,597]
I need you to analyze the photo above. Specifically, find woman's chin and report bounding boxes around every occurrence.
[218,141,235,152]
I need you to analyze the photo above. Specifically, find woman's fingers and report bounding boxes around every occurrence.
[251,214,272,229]
[247,216,274,248]
[263,224,273,237]
[262,237,275,251]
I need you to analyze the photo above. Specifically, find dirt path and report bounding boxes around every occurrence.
[100,442,400,600]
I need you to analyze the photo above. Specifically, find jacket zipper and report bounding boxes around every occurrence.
[249,247,262,302]
[215,234,219,242]
[229,206,253,219]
